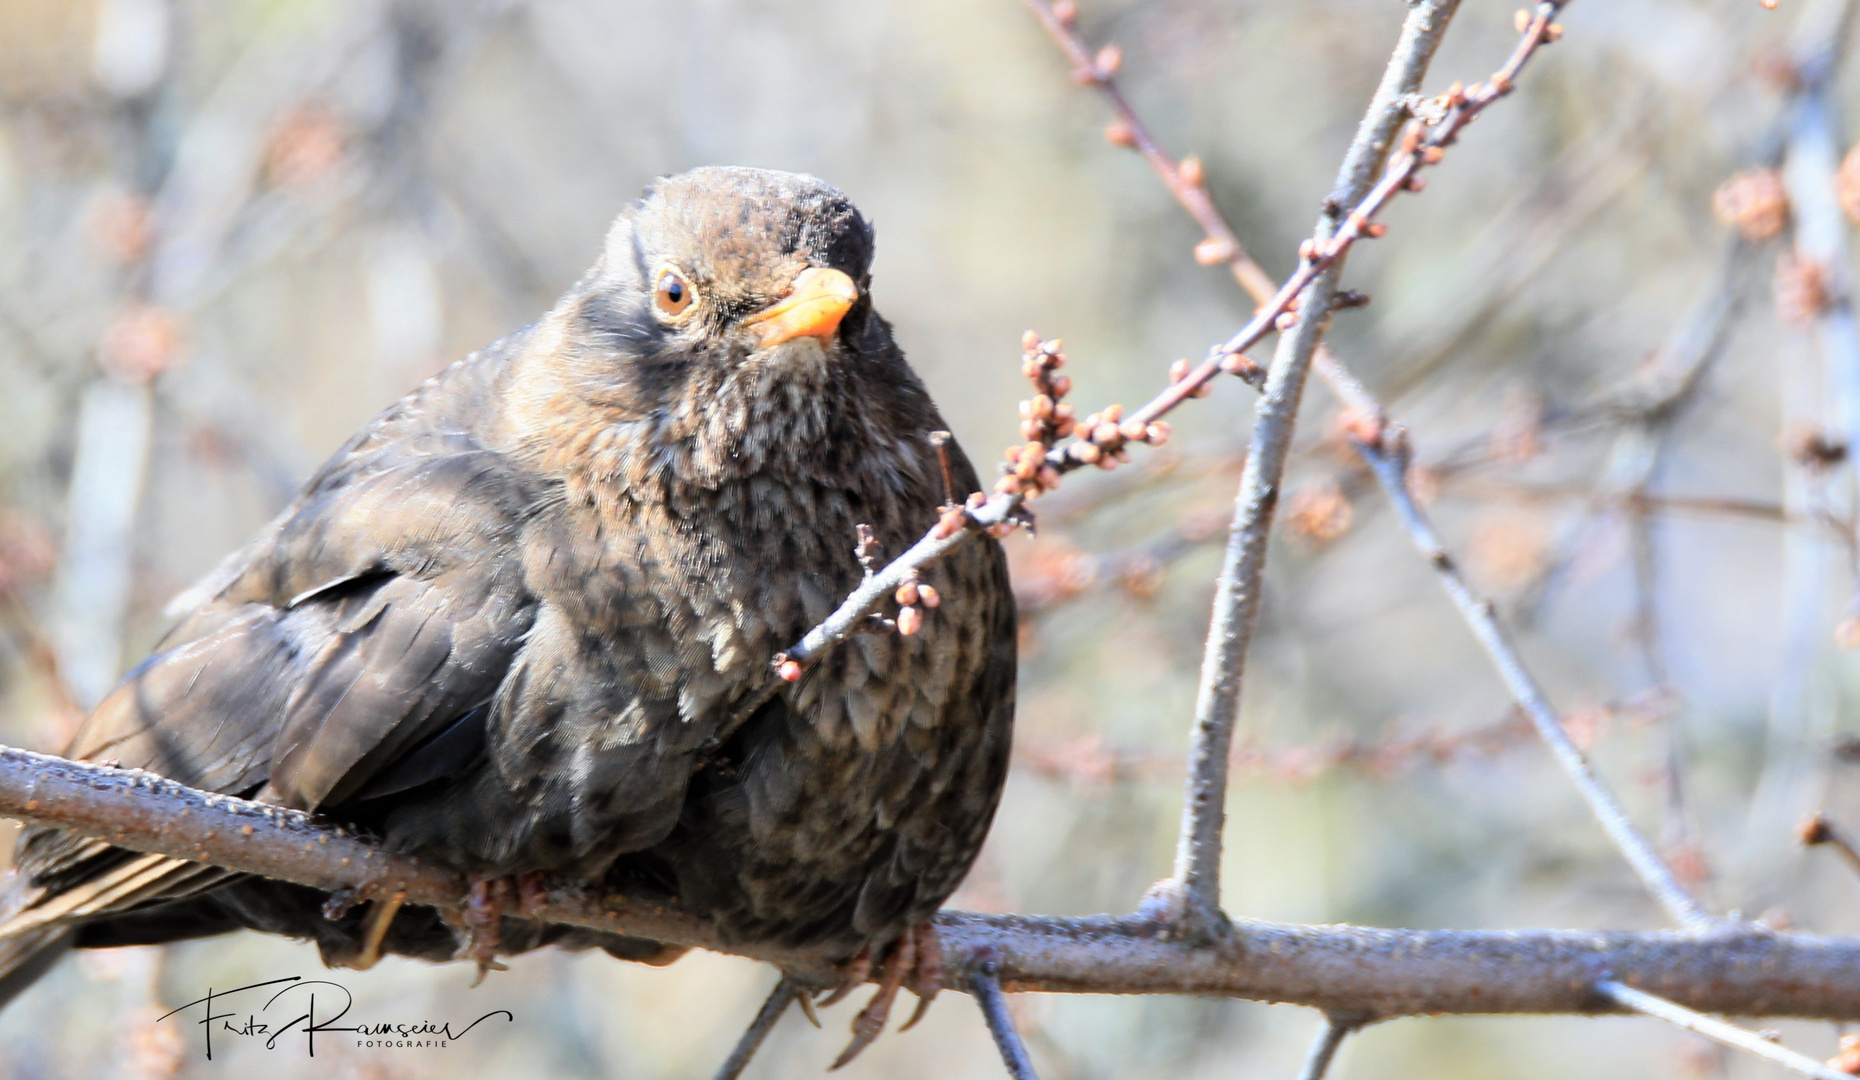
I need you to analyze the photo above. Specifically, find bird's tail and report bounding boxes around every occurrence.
[0,862,71,1003]
[0,872,72,1012]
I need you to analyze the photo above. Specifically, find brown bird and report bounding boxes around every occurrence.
[0,166,1017,1063]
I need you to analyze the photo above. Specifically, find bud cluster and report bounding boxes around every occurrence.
[892,572,943,638]
[994,333,1078,499]
[1066,401,1173,473]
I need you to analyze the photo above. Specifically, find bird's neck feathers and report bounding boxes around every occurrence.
[498,302,937,521]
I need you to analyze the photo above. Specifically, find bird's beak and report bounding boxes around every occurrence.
[744,267,859,349]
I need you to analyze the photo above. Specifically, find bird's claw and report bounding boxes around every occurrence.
[898,922,942,1032]
[463,878,512,986]
[319,890,405,971]
[818,946,872,1008]
[348,891,406,971]
[826,922,943,1069]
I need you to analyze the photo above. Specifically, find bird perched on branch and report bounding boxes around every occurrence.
[0,166,1017,1064]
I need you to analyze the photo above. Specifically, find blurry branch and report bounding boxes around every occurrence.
[1013,510,1228,616]
[51,376,155,709]
[45,2,427,711]
[1783,0,1860,609]
[13,745,1860,1020]
[1354,433,1715,929]
[0,518,83,726]
[1451,484,1812,527]
[48,0,181,713]
[1799,812,1860,880]
[1015,706,1542,788]
[1032,441,1242,527]
[1507,236,1756,886]
[1295,1017,1362,1080]
[1014,439,1825,627]
[1375,111,1657,403]
[971,959,1041,1080]
[1740,0,1860,894]
[1512,236,1757,625]
[1594,980,1853,1080]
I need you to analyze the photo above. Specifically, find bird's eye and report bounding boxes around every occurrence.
[654,269,694,317]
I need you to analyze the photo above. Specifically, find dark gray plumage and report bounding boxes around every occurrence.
[0,167,1017,1020]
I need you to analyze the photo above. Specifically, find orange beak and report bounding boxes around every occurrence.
[744,267,859,349]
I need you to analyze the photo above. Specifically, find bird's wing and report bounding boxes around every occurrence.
[2,396,542,935]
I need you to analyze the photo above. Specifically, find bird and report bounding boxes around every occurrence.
[0,166,1018,1065]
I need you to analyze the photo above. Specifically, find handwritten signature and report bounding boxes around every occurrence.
[156,976,513,1059]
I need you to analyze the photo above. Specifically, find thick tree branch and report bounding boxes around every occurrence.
[9,746,1860,1020]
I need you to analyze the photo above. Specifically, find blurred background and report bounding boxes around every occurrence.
[1,0,1858,1076]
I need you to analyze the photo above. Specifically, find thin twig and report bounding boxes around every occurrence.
[1018,0,1278,301]
[972,956,1041,1080]
[12,746,1860,1017]
[1353,438,1715,929]
[712,978,797,1080]
[1295,1016,1362,1080]
[1595,980,1853,1080]
[779,1,1565,690]
[1158,0,1469,937]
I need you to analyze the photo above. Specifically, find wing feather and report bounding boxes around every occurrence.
[4,373,543,942]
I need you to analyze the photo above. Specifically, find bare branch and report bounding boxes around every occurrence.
[971,956,1041,1080]
[1022,0,1715,931]
[712,978,797,1080]
[9,747,1860,1016]
[1157,0,1469,936]
[1595,980,1852,1080]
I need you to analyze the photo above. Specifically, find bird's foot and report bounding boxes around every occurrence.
[899,922,942,1031]
[463,878,513,986]
[827,922,943,1070]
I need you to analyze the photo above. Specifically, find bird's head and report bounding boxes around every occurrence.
[581,166,877,382]
[514,167,936,492]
